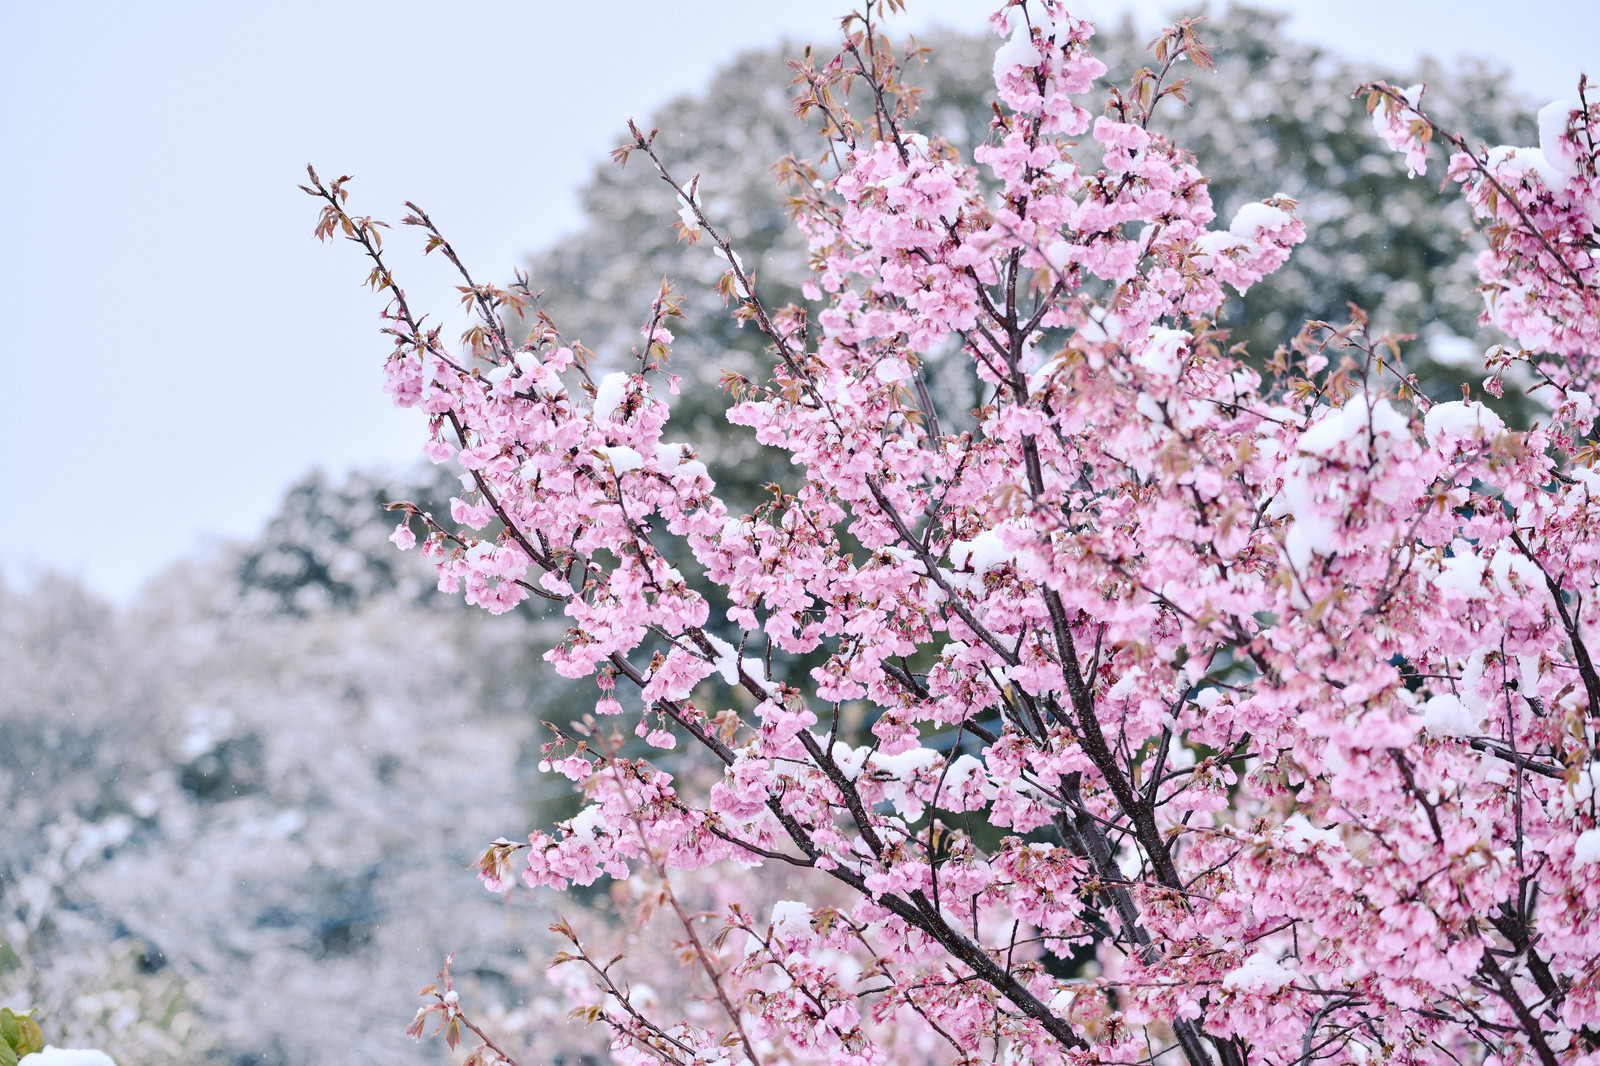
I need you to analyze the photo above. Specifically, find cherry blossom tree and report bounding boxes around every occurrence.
[309,2,1600,1063]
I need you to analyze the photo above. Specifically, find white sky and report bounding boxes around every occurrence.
[2,0,1596,601]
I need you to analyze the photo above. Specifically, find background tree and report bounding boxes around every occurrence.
[0,549,578,1065]
[231,466,458,614]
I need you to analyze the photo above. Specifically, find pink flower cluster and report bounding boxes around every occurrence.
[1452,97,1600,369]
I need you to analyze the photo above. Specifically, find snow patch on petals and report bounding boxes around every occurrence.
[676,188,702,234]
[1370,83,1428,177]
[1434,542,1489,601]
[1538,99,1581,184]
[1193,198,1305,293]
[1281,814,1341,851]
[770,899,813,939]
[1223,952,1295,993]
[1575,829,1600,867]
[1274,394,1414,572]
[592,372,631,424]
[1424,400,1504,448]
[595,445,644,473]
[950,523,1028,577]
[1295,395,1410,459]
[1132,328,1189,384]
[1422,692,1479,737]
[992,19,1042,80]
[1228,201,1293,239]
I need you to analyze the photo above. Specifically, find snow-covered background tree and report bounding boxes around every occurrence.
[0,556,573,1064]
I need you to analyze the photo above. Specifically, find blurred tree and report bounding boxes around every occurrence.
[0,565,565,1065]
[0,575,214,1063]
[231,466,461,615]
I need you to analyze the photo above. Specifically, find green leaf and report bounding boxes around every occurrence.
[0,1009,43,1060]
[17,1016,42,1057]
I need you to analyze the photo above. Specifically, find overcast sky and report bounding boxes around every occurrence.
[2,0,1596,601]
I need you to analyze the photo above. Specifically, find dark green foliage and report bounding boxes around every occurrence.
[233,466,462,615]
